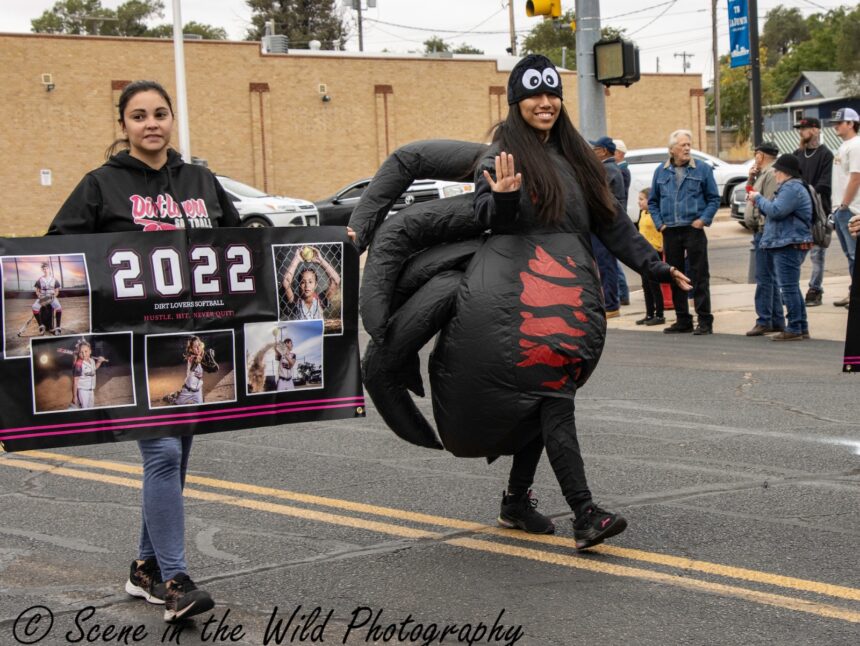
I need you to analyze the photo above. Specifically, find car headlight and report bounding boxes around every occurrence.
[265,202,297,213]
[442,183,473,199]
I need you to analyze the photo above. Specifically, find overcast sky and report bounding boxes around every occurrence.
[2,0,853,82]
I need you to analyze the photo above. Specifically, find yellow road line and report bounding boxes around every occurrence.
[7,452,860,618]
[448,538,860,624]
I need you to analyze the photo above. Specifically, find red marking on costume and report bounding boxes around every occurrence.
[520,311,586,338]
[559,342,579,351]
[542,375,569,390]
[573,311,588,322]
[517,344,583,368]
[520,273,583,307]
[567,257,577,269]
[528,246,576,278]
[519,339,538,348]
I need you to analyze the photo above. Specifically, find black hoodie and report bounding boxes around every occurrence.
[48,149,240,234]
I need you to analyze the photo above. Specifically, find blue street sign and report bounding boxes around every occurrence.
[728,0,751,68]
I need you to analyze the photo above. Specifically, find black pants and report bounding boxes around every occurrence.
[641,274,664,318]
[663,225,712,325]
[507,397,592,514]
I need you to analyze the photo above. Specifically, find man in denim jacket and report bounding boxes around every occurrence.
[648,129,720,335]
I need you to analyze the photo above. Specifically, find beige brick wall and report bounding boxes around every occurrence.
[0,33,704,236]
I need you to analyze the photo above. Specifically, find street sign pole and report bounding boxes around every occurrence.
[749,0,763,146]
[575,0,606,140]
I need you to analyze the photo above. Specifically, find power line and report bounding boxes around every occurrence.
[628,0,679,36]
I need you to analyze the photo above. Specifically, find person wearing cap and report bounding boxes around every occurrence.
[747,154,813,340]
[475,53,691,548]
[744,142,784,336]
[647,129,721,335]
[613,138,632,306]
[792,117,833,307]
[588,135,624,316]
[830,107,860,308]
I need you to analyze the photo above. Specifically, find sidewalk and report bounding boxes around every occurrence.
[609,274,852,342]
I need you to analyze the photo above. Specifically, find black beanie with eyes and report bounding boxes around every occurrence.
[507,54,563,105]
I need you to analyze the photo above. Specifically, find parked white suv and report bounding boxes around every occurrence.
[216,175,319,228]
[623,148,751,222]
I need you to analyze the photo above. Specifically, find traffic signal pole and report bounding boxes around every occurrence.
[748,0,763,146]
[574,0,606,140]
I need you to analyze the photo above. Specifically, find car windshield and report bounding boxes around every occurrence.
[218,176,269,198]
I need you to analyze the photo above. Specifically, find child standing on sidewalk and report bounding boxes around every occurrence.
[636,188,666,326]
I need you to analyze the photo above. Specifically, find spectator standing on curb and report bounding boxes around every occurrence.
[792,117,833,307]
[744,142,783,336]
[747,154,813,341]
[648,129,721,335]
[588,136,624,317]
[614,139,632,306]
[830,107,860,308]
[634,187,666,326]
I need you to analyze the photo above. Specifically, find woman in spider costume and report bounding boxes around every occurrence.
[352,55,690,549]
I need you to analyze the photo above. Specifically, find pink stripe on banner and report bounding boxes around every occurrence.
[0,401,363,442]
[843,359,860,365]
[843,356,860,361]
[1,396,364,435]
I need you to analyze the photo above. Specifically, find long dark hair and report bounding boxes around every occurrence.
[105,80,175,159]
[489,104,616,227]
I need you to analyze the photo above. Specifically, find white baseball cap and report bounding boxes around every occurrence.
[613,139,628,154]
[829,107,860,124]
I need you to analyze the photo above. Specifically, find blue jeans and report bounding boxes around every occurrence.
[766,246,809,334]
[138,435,193,581]
[808,245,825,292]
[617,260,629,301]
[753,232,783,329]
[591,234,619,311]
[833,208,856,280]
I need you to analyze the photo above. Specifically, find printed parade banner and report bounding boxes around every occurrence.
[0,227,364,452]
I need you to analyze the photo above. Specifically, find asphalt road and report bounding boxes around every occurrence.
[1,225,858,646]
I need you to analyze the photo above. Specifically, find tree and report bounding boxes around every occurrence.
[423,36,449,54]
[245,0,348,50]
[31,0,114,34]
[521,11,624,69]
[453,43,483,55]
[521,10,576,68]
[145,21,228,40]
[836,6,860,96]
[761,7,808,66]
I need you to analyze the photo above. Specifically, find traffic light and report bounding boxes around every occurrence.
[526,1,562,18]
[593,38,640,87]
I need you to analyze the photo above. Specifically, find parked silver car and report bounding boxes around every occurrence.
[216,176,319,228]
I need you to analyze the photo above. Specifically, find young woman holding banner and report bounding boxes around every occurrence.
[48,80,240,622]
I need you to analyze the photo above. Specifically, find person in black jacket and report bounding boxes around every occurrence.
[48,80,238,622]
[475,55,691,549]
[792,118,834,307]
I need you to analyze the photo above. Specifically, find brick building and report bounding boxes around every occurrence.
[1,33,705,236]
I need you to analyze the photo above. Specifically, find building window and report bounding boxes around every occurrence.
[793,109,804,124]
[802,84,811,95]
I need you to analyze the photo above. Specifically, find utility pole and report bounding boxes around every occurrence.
[674,51,694,73]
[507,0,517,56]
[656,56,660,73]
[748,0,763,145]
[356,0,364,52]
[712,0,721,157]
[575,0,605,140]
[171,0,191,162]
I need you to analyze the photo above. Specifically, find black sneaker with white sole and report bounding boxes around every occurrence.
[125,557,165,605]
[163,573,214,622]
[572,504,627,550]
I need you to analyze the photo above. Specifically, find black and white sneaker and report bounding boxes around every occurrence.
[125,558,165,605]
[572,504,627,550]
[163,573,214,622]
